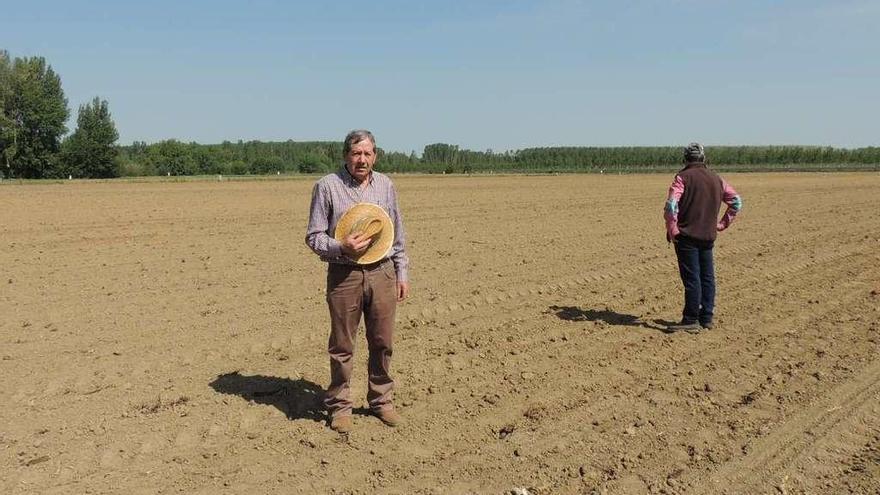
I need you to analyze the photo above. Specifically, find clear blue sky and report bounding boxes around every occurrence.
[5,0,878,153]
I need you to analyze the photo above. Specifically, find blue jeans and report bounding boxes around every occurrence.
[674,235,715,325]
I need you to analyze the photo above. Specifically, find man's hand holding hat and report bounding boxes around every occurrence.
[340,231,373,257]
[334,203,394,264]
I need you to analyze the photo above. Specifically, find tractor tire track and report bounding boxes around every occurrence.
[690,357,880,494]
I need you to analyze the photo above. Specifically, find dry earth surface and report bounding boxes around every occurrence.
[2,172,879,494]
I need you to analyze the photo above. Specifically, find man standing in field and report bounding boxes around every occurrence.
[305,129,410,433]
[664,143,742,333]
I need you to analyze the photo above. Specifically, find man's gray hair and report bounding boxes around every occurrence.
[343,129,376,154]
[684,142,705,163]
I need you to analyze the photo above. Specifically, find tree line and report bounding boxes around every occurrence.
[117,141,880,176]
[1,50,119,179]
[3,49,878,180]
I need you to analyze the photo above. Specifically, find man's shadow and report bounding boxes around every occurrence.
[209,371,325,422]
[548,305,671,332]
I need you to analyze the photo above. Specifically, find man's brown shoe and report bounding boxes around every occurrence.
[329,415,352,433]
[374,408,401,427]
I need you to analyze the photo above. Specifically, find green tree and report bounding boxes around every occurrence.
[297,152,331,173]
[252,155,283,174]
[422,143,459,166]
[1,56,69,178]
[145,139,196,176]
[60,97,120,178]
[0,51,15,177]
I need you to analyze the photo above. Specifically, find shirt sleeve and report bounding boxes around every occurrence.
[388,182,410,282]
[663,175,685,241]
[717,179,742,231]
[305,181,343,259]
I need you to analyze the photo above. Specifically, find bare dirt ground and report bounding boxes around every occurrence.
[2,172,879,494]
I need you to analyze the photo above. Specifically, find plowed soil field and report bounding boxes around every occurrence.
[2,173,879,494]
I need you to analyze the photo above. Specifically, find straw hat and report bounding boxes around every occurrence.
[334,203,394,265]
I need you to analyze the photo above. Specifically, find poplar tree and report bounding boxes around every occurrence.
[0,51,14,177]
[1,55,69,178]
[61,97,120,178]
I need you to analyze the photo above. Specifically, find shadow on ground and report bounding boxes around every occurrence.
[209,371,325,422]
[548,305,674,332]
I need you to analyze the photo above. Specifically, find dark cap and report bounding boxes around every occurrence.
[684,142,705,162]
